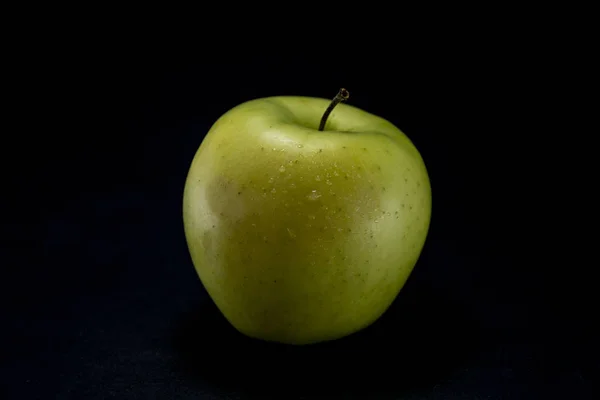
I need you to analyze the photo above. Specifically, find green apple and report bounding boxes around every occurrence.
[183,89,431,345]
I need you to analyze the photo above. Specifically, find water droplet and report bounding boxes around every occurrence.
[271,188,277,193]
[268,177,275,183]
[308,214,316,220]
[374,219,379,223]
[272,148,277,151]
[290,183,296,188]
[333,170,339,176]
[326,180,332,185]
[307,190,322,201]
[337,228,343,232]
[279,165,286,172]
[297,144,304,148]
[315,175,322,181]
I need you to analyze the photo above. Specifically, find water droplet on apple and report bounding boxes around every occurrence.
[268,177,275,183]
[374,219,379,223]
[271,188,277,193]
[279,165,286,172]
[290,183,296,188]
[315,175,322,181]
[326,180,332,185]
[333,170,339,176]
[297,144,304,148]
[272,148,277,151]
[307,190,321,201]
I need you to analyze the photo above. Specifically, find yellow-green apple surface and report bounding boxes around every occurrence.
[183,89,431,345]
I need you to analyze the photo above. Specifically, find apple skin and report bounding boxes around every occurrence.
[183,95,431,345]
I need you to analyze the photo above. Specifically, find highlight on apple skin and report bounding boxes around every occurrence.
[183,89,431,345]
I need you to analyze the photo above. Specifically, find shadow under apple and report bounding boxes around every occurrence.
[171,277,481,398]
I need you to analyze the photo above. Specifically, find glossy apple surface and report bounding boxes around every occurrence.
[183,95,431,345]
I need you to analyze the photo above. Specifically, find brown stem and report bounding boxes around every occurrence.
[318,88,350,131]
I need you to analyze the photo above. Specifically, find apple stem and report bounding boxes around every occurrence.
[318,88,350,131]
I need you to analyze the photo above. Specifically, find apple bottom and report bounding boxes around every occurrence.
[192,237,419,345]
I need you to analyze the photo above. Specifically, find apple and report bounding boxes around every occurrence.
[183,89,431,345]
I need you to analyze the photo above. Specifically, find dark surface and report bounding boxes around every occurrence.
[2,38,596,399]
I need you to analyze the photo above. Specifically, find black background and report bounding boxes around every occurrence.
[2,28,596,399]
